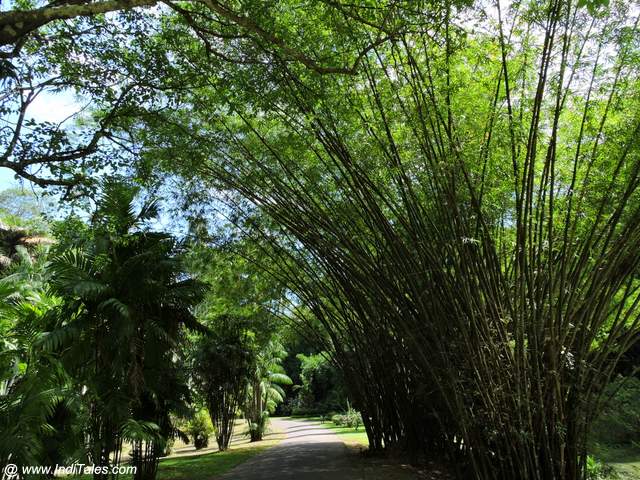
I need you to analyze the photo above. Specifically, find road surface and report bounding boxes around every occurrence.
[218,417,420,480]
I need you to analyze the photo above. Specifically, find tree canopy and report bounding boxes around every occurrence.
[1,0,640,479]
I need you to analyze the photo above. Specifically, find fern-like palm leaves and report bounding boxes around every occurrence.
[1,182,204,480]
[44,183,205,479]
[244,340,292,441]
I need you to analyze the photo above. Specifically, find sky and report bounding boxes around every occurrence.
[1,86,189,233]
[0,90,81,191]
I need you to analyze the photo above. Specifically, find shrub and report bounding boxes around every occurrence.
[331,414,346,426]
[585,455,616,480]
[187,410,214,450]
[344,408,362,430]
[331,408,362,430]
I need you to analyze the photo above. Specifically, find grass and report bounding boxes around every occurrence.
[72,422,283,480]
[590,443,640,479]
[154,443,271,480]
[298,416,369,447]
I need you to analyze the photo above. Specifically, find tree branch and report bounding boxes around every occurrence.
[0,0,158,46]
[200,0,393,75]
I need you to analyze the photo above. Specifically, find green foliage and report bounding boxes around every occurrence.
[591,377,640,446]
[191,315,254,451]
[0,249,82,474]
[186,410,213,450]
[188,241,293,445]
[0,181,204,478]
[585,455,616,480]
[331,407,362,430]
[46,182,205,477]
[131,1,640,475]
[121,419,163,444]
[188,242,285,326]
[49,214,92,253]
[294,352,347,414]
[4,0,640,478]
[577,0,611,14]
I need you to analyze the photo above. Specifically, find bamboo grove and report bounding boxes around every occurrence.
[128,1,640,478]
[1,0,640,479]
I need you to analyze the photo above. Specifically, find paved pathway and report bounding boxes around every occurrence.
[218,417,420,480]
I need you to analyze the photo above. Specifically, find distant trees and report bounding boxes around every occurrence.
[244,340,291,442]
[190,319,292,447]
[188,243,293,445]
[191,317,253,451]
[294,353,346,414]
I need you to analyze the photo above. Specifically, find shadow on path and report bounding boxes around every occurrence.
[217,418,420,480]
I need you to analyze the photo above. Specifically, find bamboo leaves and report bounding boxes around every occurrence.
[132,2,640,478]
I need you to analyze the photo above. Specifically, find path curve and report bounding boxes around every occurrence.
[218,417,418,480]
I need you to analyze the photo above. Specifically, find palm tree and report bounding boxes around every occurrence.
[0,247,80,475]
[244,340,291,442]
[191,316,254,451]
[45,181,205,480]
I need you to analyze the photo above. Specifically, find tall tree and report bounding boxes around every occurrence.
[244,339,291,442]
[47,181,205,479]
[123,0,640,478]
[191,315,253,451]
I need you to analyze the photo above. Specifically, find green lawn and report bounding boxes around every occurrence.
[298,417,369,447]
[591,443,640,479]
[154,444,271,480]
[72,424,283,480]
[72,445,269,480]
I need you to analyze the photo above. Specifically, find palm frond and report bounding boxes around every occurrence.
[267,387,284,403]
[120,419,162,443]
[97,298,131,320]
[137,199,160,223]
[36,323,79,352]
[268,372,292,385]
